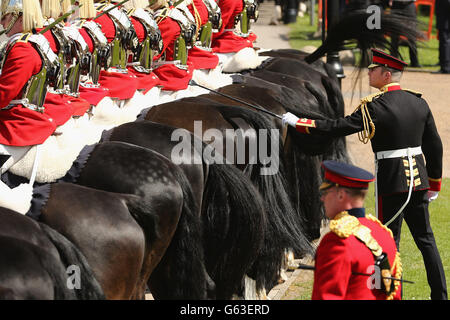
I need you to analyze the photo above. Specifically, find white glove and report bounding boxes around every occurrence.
[427,190,439,203]
[282,112,300,127]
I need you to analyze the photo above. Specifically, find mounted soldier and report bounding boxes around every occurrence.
[0,0,61,214]
[185,0,220,71]
[211,0,258,54]
[71,0,111,107]
[92,0,139,103]
[124,0,162,94]
[151,0,197,91]
[39,0,92,120]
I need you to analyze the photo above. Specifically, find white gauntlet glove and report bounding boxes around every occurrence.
[427,190,439,203]
[282,112,300,127]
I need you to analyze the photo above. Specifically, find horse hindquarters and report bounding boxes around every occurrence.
[74,142,208,299]
[38,223,105,300]
[0,235,76,300]
[39,182,146,300]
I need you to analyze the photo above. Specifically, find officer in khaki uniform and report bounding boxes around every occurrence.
[283,49,447,300]
[312,160,401,300]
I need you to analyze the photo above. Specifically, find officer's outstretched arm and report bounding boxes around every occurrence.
[282,109,367,138]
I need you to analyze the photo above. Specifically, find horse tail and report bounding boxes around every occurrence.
[314,77,351,164]
[213,104,313,290]
[122,195,159,249]
[148,163,209,300]
[305,10,423,65]
[38,223,105,300]
[202,160,266,299]
[283,137,324,241]
[320,74,345,118]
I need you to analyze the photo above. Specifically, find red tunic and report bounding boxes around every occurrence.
[211,0,257,53]
[312,212,401,300]
[189,0,210,25]
[0,41,56,146]
[211,30,256,53]
[217,0,244,31]
[187,46,219,69]
[78,27,111,105]
[187,0,219,70]
[92,15,139,100]
[153,16,193,91]
[127,16,161,92]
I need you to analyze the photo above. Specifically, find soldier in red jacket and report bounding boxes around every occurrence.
[0,0,58,214]
[151,0,196,91]
[39,0,92,120]
[92,0,139,100]
[312,160,402,300]
[211,0,257,53]
[125,0,161,93]
[186,0,219,70]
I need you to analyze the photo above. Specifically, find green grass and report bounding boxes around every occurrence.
[364,179,450,300]
[287,7,440,70]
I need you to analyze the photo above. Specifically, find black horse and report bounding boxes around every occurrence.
[63,141,211,299]
[101,121,269,299]
[38,182,151,299]
[141,100,313,293]
[0,207,104,299]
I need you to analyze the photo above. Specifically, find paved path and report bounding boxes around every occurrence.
[251,1,292,49]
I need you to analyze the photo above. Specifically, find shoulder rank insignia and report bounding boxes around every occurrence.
[329,211,360,238]
[403,88,423,97]
[17,33,32,43]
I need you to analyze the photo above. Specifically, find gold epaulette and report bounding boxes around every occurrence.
[357,91,386,105]
[352,91,384,144]
[403,88,423,97]
[329,211,360,238]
